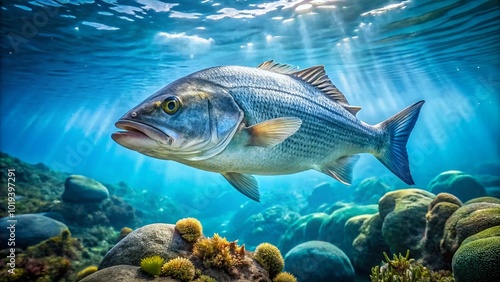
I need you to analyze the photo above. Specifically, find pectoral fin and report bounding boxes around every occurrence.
[245,117,302,148]
[222,172,260,202]
[319,155,360,185]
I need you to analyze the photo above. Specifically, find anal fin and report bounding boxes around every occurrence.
[222,172,260,202]
[319,155,360,185]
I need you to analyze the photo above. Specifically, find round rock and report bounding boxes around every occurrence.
[62,175,109,203]
[98,223,191,269]
[0,213,68,249]
[284,240,354,282]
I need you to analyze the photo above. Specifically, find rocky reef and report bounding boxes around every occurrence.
[0,151,499,282]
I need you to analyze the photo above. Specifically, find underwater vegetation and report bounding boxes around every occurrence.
[139,255,164,276]
[370,250,455,282]
[161,257,196,281]
[0,152,499,281]
[192,233,246,271]
[254,243,284,279]
[176,218,203,242]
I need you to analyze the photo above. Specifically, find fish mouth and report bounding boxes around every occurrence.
[112,120,172,147]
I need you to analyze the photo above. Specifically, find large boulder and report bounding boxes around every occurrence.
[62,175,109,203]
[99,223,191,269]
[0,214,68,249]
[419,193,462,270]
[284,241,354,282]
[441,202,500,263]
[379,189,435,257]
[350,213,390,272]
[428,171,485,202]
[452,235,500,282]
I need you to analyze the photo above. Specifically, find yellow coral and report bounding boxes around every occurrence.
[140,255,164,276]
[193,274,218,282]
[76,265,98,281]
[161,257,195,282]
[254,243,284,279]
[176,217,203,242]
[193,233,245,271]
[273,272,297,282]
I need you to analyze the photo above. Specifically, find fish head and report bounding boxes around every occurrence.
[112,78,243,161]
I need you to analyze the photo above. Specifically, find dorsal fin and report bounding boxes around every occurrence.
[257,60,297,74]
[292,66,362,116]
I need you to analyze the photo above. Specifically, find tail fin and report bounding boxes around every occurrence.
[375,100,425,185]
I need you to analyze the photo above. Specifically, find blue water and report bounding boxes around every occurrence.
[1,0,499,205]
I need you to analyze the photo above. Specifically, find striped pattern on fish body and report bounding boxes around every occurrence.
[184,65,381,175]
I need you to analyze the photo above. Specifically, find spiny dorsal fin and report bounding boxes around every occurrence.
[257,60,297,74]
[292,66,362,116]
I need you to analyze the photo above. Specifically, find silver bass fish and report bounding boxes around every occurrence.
[112,61,424,202]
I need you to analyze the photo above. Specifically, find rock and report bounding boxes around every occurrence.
[0,214,68,249]
[304,182,344,212]
[80,265,179,282]
[279,213,329,254]
[99,223,191,269]
[318,204,378,250]
[419,193,462,270]
[227,202,300,250]
[343,214,372,259]
[428,171,485,202]
[441,202,500,263]
[465,196,500,205]
[351,213,390,272]
[352,177,391,205]
[378,189,435,257]
[284,241,354,282]
[62,175,109,203]
[452,237,500,282]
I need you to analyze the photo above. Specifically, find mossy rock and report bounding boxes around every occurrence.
[278,213,328,254]
[452,236,500,282]
[461,225,500,246]
[428,171,485,202]
[465,196,500,205]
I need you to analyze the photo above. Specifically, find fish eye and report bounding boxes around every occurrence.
[161,97,181,115]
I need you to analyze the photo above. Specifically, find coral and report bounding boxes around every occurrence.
[24,258,48,279]
[193,233,245,271]
[420,193,462,270]
[76,265,98,281]
[273,272,297,282]
[452,237,500,282]
[441,202,500,262]
[378,189,435,258]
[350,213,391,273]
[117,227,133,243]
[254,243,284,279]
[176,217,203,242]
[370,250,455,282]
[161,257,196,281]
[460,225,500,246]
[140,255,164,276]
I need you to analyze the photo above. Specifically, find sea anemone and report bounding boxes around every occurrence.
[76,265,98,281]
[254,242,284,279]
[161,257,195,281]
[176,217,203,242]
[140,255,164,276]
[273,272,297,282]
[193,233,245,271]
